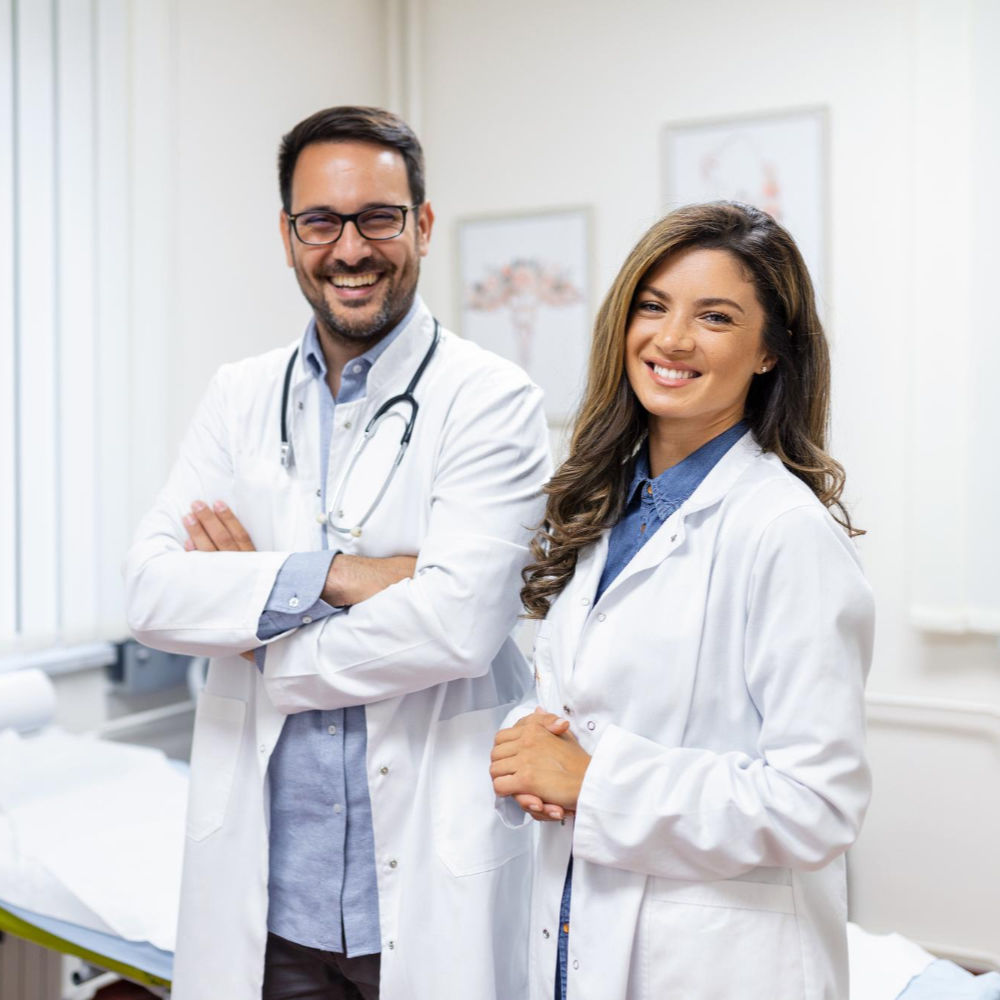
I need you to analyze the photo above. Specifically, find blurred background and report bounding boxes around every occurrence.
[1,0,998,982]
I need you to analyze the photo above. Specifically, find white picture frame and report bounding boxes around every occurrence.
[456,207,592,423]
[662,107,829,305]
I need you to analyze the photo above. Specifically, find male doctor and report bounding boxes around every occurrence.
[125,106,550,1000]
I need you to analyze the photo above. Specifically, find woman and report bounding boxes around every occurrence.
[490,202,874,1000]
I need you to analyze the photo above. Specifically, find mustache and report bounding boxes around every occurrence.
[322,259,390,277]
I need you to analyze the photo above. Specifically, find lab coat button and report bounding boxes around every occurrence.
[562,705,572,715]
[297,401,304,410]
[586,720,596,731]
[387,940,395,950]
[379,765,389,775]
[316,513,327,524]
[572,959,580,970]
[389,858,398,868]
[597,613,606,622]
[327,724,338,735]
[542,928,550,939]
[258,744,266,753]
[580,597,590,606]
[288,597,300,608]
[671,534,677,542]
[315,488,322,498]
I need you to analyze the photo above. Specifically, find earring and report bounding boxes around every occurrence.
[759,365,769,374]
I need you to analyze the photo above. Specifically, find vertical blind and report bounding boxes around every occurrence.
[2,0,132,651]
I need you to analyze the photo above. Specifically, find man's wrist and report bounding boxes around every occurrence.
[321,551,346,607]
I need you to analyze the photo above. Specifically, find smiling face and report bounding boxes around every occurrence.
[280,140,433,356]
[624,247,776,472]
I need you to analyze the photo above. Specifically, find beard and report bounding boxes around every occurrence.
[299,256,419,350]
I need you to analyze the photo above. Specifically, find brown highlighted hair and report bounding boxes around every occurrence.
[521,201,858,620]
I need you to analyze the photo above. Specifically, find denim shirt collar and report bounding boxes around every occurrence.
[627,420,750,521]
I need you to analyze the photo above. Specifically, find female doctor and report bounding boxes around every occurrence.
[490,201,874,1000]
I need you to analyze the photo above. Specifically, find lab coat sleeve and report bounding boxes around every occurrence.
[262,368,550,711]
[123,366,291,657]
[572,505,874,881]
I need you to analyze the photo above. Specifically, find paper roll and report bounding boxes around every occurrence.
[0,668,58,733]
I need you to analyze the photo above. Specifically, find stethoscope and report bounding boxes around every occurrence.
[279,319,440,538]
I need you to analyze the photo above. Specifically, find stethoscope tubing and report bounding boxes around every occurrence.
[278,319,441,534]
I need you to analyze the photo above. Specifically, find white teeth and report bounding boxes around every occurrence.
[331,273,379,288]
[652,364,697,380]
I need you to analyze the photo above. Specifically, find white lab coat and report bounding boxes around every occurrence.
[124,302,551,1000]
[512,432,874,1000]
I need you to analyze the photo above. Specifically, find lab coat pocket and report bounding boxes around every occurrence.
[639,877,804,1000]
[432,701,532,877]
[185,693,247,842]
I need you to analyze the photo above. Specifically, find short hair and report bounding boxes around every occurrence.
[278,106,426,212]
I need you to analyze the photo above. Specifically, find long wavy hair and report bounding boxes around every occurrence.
[521,201,858,619]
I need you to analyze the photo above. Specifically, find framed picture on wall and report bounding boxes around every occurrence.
[662,107,828,304]
[456,207,592,424]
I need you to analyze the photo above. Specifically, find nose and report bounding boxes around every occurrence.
[651,313,694,353]
[331,219,371,266]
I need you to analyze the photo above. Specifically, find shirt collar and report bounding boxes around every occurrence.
[302,297,419,382]
[628,420,750,520]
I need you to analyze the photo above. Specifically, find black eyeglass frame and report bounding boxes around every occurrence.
[286,204,422,246]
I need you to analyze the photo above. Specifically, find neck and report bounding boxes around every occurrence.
[647,415,743,477]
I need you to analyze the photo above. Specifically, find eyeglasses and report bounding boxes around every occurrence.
[287,204,420,246]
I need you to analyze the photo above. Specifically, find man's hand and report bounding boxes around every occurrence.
[183,501,255,552]
[491,708,590,818]
[321,553,417,607]
[183,501,257,660]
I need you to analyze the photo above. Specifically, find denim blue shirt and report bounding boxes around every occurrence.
[257,301,414,955]
[556,420,749,1000]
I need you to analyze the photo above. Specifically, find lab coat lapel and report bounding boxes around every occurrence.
[594,431,761,608]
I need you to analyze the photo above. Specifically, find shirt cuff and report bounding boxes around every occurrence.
[256,550,341,640]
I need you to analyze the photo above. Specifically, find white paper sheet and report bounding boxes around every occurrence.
[0,728,186,951]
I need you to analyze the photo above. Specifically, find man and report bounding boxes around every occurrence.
[125,106,550,1000]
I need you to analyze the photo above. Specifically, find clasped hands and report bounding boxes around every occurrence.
[490,707,592,822]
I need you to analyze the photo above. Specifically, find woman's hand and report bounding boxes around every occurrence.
[491,708,591,814]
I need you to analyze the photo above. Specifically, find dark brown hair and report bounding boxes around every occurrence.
[521,201,858,619]
[278,106,425,212]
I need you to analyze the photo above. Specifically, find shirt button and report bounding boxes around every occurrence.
[388,859,398,869]
[542,929,550,939]
[587,720,596,731]
[327,724,338,735]
[597,613,607,622]
[379,765,389,775]
[353,364,363,374]
[302,615,313,624]
[333,803,343,814]
[288,597,300,608]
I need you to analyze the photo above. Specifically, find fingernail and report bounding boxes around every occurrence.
[183,514,195,526]
[529,804,542,812]
[213,501,227,512]
[191,501,206,512]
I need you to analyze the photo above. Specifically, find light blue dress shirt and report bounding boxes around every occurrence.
[256,301,415,955]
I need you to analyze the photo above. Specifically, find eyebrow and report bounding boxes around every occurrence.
[294,201,398,214]
[636,286,746,314]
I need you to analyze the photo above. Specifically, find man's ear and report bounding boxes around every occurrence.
[280,210,294,267]
[416,202,435,258]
